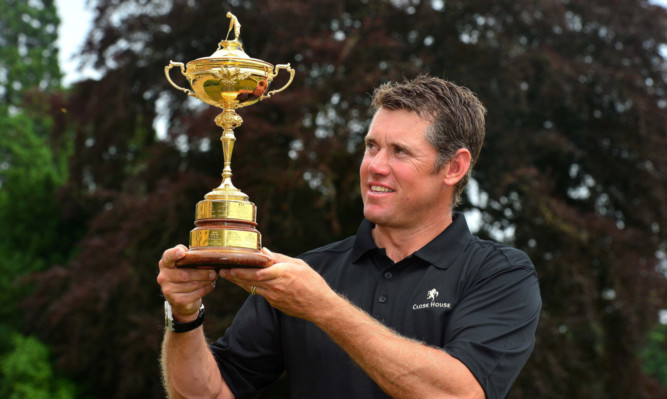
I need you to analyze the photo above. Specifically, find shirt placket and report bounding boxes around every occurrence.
[370,266,396,325]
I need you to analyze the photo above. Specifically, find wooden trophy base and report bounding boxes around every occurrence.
[175,248,272,269]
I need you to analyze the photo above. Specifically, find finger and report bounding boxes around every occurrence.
[218,269,264,295]
[163,267,217,283]
[159,245,188,269]
[219,270,253,290]
[261,247,276,261]
[224,267,264,282]
[249,284,261,296]
[178,268,218,283]
[265,251,303,267]
[164,278,217,307]
[168,279,217,295]
[254,262,289,281]
[157,267,217,295]
[217,274,254,296]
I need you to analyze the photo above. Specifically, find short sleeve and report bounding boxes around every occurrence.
[444,250,541,399]
[209,295,285,398]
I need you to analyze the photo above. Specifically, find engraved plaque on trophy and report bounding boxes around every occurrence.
[164,12,294,268]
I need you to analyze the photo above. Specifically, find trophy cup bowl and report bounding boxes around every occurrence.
[165,12,294,269]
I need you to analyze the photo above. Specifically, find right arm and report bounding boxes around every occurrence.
[157,245,235,399]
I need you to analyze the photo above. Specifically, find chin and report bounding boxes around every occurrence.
[363,204,394,225]
[363,211,384,226]
[362,210,377,224]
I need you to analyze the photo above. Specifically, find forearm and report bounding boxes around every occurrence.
[161,328,233,399]
[312,295,483,399]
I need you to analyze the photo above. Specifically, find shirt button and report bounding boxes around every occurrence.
[378,295,387,303]
[384,272,393,279]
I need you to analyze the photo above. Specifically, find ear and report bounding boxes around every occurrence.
[442,148,472,187]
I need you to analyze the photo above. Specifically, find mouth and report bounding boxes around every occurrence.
[370,185,395,193]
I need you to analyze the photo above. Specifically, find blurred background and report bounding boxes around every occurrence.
[1,0,666,397]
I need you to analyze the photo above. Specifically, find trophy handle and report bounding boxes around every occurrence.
[262,63,295,99]
[165,61,196,97]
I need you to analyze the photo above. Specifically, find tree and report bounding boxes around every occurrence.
[642,321,667,387]
[0,0,78,395]
[0,1,69,271]
[0,331,75,399]
[0,102,69,296]
[22,0,667,397]
[0,0,61,111]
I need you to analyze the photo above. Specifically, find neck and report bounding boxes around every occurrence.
[371,213,454,263]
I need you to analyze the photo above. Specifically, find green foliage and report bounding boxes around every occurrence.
[0,1,78,397]
[641,322,667,387]
[0,0,61,110]
[0,0,70,323]
[0,90,75,399]
[0,104,78,399]
[0,109,69,321]
[0,111,66,234]
[0,331,75,399]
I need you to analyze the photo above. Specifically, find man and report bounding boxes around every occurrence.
[157,76,541,399]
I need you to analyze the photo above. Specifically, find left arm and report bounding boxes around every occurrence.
[220,250,484,399]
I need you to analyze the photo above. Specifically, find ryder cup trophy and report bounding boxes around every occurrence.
[165,12,294,268]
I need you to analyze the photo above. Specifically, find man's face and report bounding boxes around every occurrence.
[360,108,450,230]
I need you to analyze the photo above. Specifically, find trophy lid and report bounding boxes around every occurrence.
[191,12,263,64]
[208,40,251,60]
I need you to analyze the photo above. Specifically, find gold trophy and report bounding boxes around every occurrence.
[165,12,294,268]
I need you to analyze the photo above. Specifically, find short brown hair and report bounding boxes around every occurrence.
[370,75,486,208]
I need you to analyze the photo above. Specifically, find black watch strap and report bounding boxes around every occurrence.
[165,301,205,333]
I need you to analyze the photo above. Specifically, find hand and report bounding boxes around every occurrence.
[219,248,338,321]
[157,245,218,321]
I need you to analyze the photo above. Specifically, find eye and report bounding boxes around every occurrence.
[394,146,409,156]
[365,141,378,152]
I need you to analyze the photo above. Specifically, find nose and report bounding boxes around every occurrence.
[367,150,390,176]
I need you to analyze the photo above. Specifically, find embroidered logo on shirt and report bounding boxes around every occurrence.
[412,289,451,310]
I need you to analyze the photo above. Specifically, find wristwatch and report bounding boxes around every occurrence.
[164,301,205,333]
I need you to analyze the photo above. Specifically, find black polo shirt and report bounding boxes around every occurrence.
[210,213,541,399]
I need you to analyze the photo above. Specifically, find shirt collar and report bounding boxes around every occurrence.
[351,212,473,270]
[351,219,377,263]
[414,212,473,269]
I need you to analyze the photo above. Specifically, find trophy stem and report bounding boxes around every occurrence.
[221,125,236,188]
[206,109,248,201]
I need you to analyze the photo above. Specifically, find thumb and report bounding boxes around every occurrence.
[262,247,294,264]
